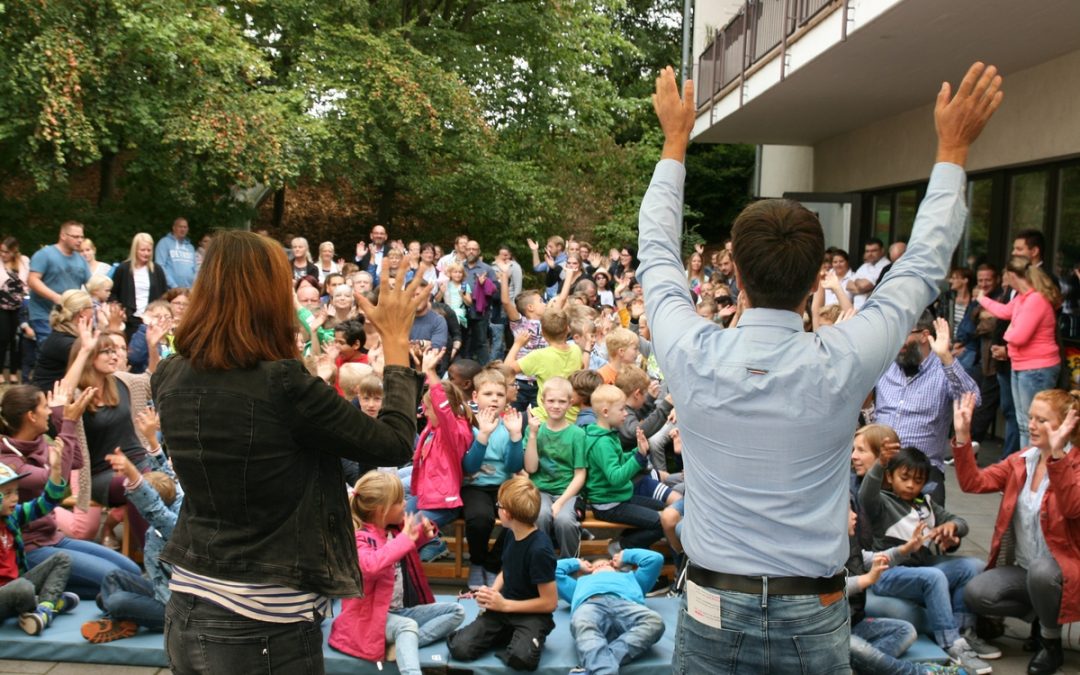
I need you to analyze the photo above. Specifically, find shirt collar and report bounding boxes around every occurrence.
[1021,442,1073,465]
[735,308,805,332]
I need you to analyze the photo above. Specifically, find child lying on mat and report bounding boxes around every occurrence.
[555,548,665,675]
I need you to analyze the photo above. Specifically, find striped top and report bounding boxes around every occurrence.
[169,565,331,623]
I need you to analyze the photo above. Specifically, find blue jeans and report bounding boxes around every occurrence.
[850,617,918,675]
[591,495,665,550]
[997,370,1020,459]
[26,537,142,599]
[101,569,166,630]
[672,583,850,674]
[871,555,985,648]
[489,322,506,362]
[1012,364,1060,448]
[572,595,664,675]
[166,591,325,675]
[385,602,466,675]
[28,317,50,345]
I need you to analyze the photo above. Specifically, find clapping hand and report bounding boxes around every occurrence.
[355,241,368,259]
[61,386,96,422]
[899,521,929,555]
[526,238,539,252]
[636,427,649,456]
[929,521,960,549]
[476,408,499,437]
[502,409,523,438]
[475,585,506,612]
[526,406,542,435]
[421,347,445,374]
[866,554,889,584]
[106,447,140,483]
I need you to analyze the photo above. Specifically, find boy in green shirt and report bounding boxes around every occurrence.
[583,385,665,553]
[524,377,587,558]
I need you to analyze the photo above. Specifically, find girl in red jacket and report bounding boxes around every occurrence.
[953,389,1080,675]
[329,471,464,674]
[407,348,476,561]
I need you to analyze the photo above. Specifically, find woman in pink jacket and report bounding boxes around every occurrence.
[329,472,464,673]
[407,349,476,561]
[976,255,1062,447]
[952,389,1080,675]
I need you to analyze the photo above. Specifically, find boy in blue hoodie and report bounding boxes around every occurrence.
[0,442,79,634]
[83,412,183,643]
[556,548,665,675]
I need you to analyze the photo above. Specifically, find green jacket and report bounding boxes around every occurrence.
[583,424,646,504]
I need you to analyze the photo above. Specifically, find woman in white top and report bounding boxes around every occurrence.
[109,233,167,337]
[79,238,114,278]
[316,241,340,284]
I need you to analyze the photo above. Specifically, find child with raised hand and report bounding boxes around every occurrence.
[524,377,587,559]
[331,472,465,675]
[556,548,665,674]
[408,347,474,563]
[86,409,182,643]
[448,476,557,671]
[461,368,524,589]
[859,443,994,674]
[0,439,79,635]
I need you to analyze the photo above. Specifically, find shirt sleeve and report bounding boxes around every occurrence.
[528,536,557,585]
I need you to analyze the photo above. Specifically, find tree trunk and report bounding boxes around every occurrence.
[272,187,286,229]
[97,151,116,206]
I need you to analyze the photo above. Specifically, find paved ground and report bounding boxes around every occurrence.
[1,439,1076,674]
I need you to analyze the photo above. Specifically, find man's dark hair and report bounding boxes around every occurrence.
[731,199,824,310]
[866,237,884,249]
[976,262,998,276]
[886,446,931,484]
[831,249,850,264]
[1014,229,1046,257]
[914,309,936,335]
[334,318,366,348]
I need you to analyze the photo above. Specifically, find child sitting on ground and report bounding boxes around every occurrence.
[584,385,665,553]
[408,348,474,562]
[331,472,465,674]
[556,547,665,674]
[85,409,181,643]
[525,377,587,559]
[860,446,995,674]
[448,476,557,671]
[461,369,524,589]
[0,443,79,635]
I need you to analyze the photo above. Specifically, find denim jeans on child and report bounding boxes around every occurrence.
[26,537,142,599]
[385,602,466,675]
[100,569,166,630]
[1012,364,1060,448]
[591,495,665,550]
[571,594,664,675]
[672,582,849,674]
[870,554,985,647]
[850,616,919,675]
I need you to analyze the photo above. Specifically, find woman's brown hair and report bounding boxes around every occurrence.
[68,334,121,410]
[174,231,299,370]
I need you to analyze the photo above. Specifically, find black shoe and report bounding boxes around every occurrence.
[1023,619,1040,652]
[1027,636,1063,675]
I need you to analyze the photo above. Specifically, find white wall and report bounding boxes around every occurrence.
[814,47,1080,192]
[757,145,815,197]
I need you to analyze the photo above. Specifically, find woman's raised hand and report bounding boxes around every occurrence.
[355,263,428,368]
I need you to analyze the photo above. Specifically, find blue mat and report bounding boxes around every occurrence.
[0,592,947,672]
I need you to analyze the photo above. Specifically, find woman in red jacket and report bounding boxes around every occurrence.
[952,389,1080,675]
[975,256,1062,448]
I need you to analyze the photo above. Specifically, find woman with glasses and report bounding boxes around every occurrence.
[976,255,1063,447]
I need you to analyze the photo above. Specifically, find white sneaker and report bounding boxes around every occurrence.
[948,638,992,675]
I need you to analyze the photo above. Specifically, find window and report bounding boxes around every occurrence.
[1009,170,1049,237]
[1058,165,1080,274]
[960,178,992,267]
[895,189,919,242]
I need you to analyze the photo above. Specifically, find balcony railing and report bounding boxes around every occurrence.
[696,0,839,109]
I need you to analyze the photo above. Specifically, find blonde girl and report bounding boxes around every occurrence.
[329,472,464,673]
[437,262,471,327]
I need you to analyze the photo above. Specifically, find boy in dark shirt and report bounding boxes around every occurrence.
[448,475,557,671]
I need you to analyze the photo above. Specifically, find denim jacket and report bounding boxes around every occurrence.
[126,448,183,606]
[151,357,416,597]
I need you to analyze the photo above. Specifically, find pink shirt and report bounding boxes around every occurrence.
[977,289,1060,370]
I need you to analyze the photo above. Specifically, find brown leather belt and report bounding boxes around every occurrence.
[688,564,845,596]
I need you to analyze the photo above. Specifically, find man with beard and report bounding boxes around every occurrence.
[873,309,979,505]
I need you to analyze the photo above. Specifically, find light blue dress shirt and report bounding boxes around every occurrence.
[638,159,967,577]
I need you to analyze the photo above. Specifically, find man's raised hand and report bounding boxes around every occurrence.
[935,62,1004,166]
[652,66,695,162]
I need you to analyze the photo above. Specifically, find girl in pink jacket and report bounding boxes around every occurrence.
[329,472,464,673]
[408,351,476,561]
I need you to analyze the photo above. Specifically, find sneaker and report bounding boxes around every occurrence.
[947,638,992,675]
[962,630,1002,660]
[918,664,970,675]
[467,564,485,591]
[419,538,450,562]
[944,457,955,466]
[18,610,48,635]
[81,619,138,643]
[55,592,80,614]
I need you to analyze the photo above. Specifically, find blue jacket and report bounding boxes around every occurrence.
[126,449,183,605]
[555,548,662,614]
[154,235,196,288]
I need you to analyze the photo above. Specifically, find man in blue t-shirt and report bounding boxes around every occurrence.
[27,221,91,342]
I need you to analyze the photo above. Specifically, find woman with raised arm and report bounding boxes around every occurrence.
[155,230,423,675]
[953,390,1080,675]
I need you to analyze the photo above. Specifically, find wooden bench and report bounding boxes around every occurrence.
[422,511,676,580]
